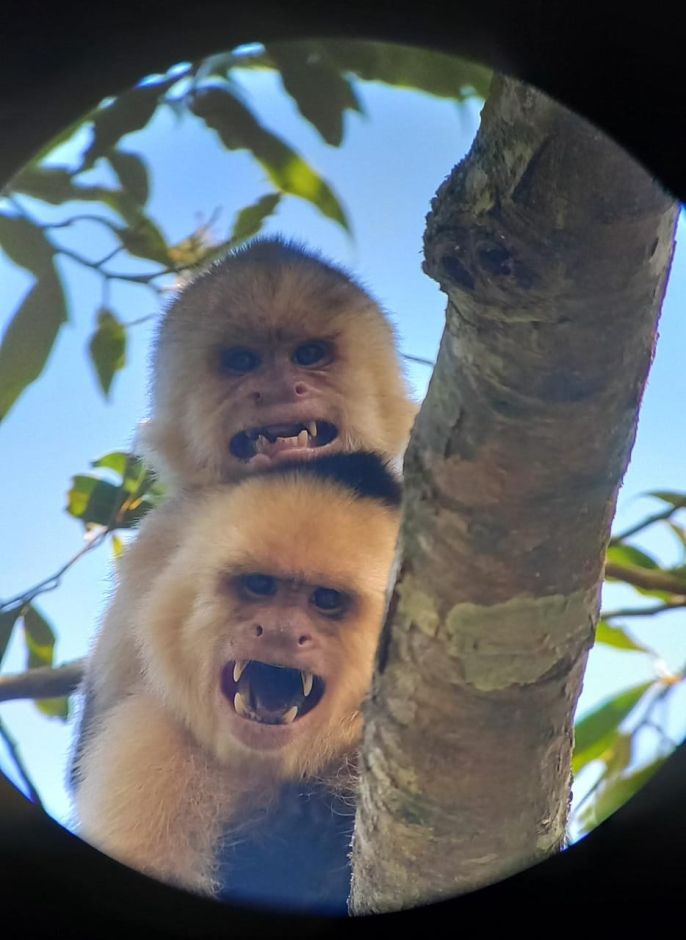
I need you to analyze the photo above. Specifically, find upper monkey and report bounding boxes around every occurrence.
[140,238,417,489]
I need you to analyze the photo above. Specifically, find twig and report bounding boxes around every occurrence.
[602,601,686,619]
[610,506,679,543]
[43,214,119,233]
[0,717,43,808]
[604,561,686,596]
[402,353,435,368]
[0,659,84,703]
[0,529,110,613]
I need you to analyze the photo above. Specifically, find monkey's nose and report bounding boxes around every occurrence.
[252,622,315,650]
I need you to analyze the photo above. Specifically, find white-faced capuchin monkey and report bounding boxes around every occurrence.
[140,237,417,490]
[75,237,416,746]
[74,453,402,912]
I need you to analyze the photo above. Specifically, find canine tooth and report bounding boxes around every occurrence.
[297,429,308,447]
[307,421,317,438]
[301,671,313,697]
[233,660,248,682]
[282,706,298,724]
[256,435,268,453]
[234,692,250,717]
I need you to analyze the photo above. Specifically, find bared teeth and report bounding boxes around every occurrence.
[308,421,317,438]
[301,671,313,697]
[234,692,250,717]
[255,435,268,453]
[297,429,308,448]
[233,660,248,682]
[282,706,298,724]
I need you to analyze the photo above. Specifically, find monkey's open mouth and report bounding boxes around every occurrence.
[229,421,338,461]
[221,660,325,725]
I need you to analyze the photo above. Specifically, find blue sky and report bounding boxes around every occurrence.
[0,54,684,840]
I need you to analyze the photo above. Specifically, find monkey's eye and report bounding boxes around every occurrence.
[292,341,332,368]
[219,347,260,373]
[311,587,347,616]
[240,573,278,597]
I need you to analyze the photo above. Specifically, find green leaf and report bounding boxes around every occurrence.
[11,166,80,205]
[91,451,131,476]
[35,696,70,721]
[190,86,349,231]
[645,490,686,508]
[573,727,620,776]
[573,681,655,773]
[91,451,164,501]
[22,606,55,669]
[602,732,633,778]
[83,78,178,169]
[88,309,127,398]
[106,150,150,205]
[594,620,652,654]
[323,41,492,100]
[66,476,121,526]
[66,475,122,527]
[0,213,55,270]
[666,522,686,552]
[0,264,67,421]
[0,606,23,666]
[97,452,147,494]
[114,213,171,265]
[66,463,161,530]
[10,166,133,219]
[266,42,361,146]
[606,543,658,569]
[578,757,668,833]
[230,193,281,243]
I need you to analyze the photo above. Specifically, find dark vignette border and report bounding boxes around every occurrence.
[1,0,685,935]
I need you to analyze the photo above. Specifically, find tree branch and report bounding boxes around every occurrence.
[604,562,686,597]
[0,659,84,704]
[350,75,679,913]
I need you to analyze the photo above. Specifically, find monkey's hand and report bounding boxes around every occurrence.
[75,692,230,895]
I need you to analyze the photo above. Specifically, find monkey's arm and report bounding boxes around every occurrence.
[70,497,196,789]
[75,692,231,894]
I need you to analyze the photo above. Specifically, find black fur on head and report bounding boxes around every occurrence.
[256,452,403,509]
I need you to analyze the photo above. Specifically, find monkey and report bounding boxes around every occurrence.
[73,453,402,911]
[138,236,417,490]
[73,236,417,744]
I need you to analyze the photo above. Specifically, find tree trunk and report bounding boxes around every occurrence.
[349,75,678,914]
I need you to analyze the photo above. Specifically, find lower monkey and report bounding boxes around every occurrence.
[73,453,401,911]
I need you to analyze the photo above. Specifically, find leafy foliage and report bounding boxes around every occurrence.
[569,489,686,834]
[66,451,165,530]
[0,41,489,426]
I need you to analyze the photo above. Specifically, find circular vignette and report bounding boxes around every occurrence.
[1,1,685,936]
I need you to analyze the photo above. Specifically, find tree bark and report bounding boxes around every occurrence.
[349,75,679,913]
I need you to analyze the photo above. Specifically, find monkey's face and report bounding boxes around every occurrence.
[141,246,417,488]
[137,475,399,779]
[216,571,373,764]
